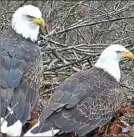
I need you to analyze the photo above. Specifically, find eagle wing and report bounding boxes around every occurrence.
[1,28,43,125]
[37,68,120,136]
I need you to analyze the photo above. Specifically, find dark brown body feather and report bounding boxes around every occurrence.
[32,67,125,136]
[1,27,43,126]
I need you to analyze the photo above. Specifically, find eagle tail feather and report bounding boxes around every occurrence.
[24,121,60,136]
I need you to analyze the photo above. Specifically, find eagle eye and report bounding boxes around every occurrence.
[116,51,122,54]
[27,15,34,19]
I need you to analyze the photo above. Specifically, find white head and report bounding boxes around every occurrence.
[12,5,45,42]
[95,44,134,82]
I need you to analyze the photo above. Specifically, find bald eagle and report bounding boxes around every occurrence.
[1,5,45,136]
[24,44,134,136]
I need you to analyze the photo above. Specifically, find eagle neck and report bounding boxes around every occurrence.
[95,60,120,82]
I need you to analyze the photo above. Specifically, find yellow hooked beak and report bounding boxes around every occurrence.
[32,17,45,28]
[120,50,134,60]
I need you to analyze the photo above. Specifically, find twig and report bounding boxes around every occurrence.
[43,16,134,38]
[1,102,19,125]
[52,49,80,72]
[46,55,95,72]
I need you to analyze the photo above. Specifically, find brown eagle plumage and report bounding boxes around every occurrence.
[27,44,134,137]
[1,5,45,136]
[31,67,123,136]
[1,28,42,124]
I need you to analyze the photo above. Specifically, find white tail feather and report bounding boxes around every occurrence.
[1,118,22,136]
